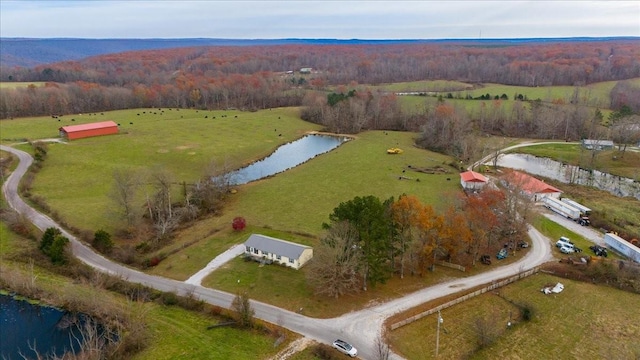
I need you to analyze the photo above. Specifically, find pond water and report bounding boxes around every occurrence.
[1,294,86,359]
[492,153,640,200]
[226,134,350,185]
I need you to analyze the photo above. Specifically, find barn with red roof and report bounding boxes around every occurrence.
[502,170,562,201]
[59,121,119,140]
[460,170,488,191]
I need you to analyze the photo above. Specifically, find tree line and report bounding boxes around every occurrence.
[307,188,533,298]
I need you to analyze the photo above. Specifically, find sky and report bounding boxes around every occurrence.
[1,0,639,40]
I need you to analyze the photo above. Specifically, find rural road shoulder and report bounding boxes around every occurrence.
[2,144,554,360]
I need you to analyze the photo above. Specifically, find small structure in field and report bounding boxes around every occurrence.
[59,121,119,140]
[460,170,488,191]
[581,139,614,151]
[244,234,313,270]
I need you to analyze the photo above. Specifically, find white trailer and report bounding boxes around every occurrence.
[604,233,640,263]
[561,198,591,216]
[542,196,590,226]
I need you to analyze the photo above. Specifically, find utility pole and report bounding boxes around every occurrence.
[435,310,443,357]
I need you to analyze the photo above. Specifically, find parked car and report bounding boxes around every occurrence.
[589,245,608,257]
[560,245,575,254]
[332,339,358,357]
[518,241,529,248]
[496,248,508,260]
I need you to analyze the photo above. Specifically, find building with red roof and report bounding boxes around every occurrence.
[59,121,119,140]
[460,170,488,191]
[502,170,562,201]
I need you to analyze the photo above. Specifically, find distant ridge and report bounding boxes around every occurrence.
[1,37,638,68]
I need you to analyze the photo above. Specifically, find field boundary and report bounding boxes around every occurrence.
[389,266,540,330]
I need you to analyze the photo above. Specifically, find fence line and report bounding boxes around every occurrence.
[435,260,466,272]
[390,267,539,330]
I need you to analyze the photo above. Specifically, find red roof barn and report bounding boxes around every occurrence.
[460,170,488,191]
[502,170,562,201]
[59,121,119,140]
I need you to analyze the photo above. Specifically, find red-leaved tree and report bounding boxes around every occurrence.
[232,217,246,231]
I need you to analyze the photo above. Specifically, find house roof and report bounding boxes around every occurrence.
[504,170,561,194]
[244,234,311,259]
[460,170,488,183]
[60,121,118,133]
[582,139,614,146]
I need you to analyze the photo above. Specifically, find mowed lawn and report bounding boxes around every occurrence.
[389,273,640,360]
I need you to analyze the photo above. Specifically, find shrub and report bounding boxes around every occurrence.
[232,216,246,231]
[93,229,114,253]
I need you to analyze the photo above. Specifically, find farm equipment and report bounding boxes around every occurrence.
[386,147,403,154]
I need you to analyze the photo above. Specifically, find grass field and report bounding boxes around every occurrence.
[0,81,46,89]
[388,272,640,359]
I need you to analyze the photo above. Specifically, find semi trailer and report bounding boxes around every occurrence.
[542,196,590,226]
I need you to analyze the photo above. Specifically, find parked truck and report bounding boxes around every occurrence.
[542,196,590,226]
[561,198,591,216]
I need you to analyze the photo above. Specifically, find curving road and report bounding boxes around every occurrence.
[1,144,554,360]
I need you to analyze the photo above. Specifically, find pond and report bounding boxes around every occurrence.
[226,133,350,185]
[492,153,640,200]
[1,294,91,359]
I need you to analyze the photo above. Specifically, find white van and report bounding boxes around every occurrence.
[556,237,574,249]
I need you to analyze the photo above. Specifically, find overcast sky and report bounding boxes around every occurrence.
[1,1,638,39]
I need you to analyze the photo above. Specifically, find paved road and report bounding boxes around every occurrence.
[1,144,554,360]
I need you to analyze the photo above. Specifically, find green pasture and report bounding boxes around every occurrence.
[0,81,46,89]
[4,108,320,233]
[133,304,286,360]
[513,143,640,180]
[369,80,474,92]
[389,273,640,360]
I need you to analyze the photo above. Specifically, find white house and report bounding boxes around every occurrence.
[244,234,313,270]
[460,170,488,191]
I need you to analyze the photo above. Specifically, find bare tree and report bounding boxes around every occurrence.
[147,168,177,240]
[306,221,361,298]
[373,331,390,360]
[231,291,254,328]
[110,168,142,228]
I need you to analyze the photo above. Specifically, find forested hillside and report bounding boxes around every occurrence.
[2,39,639,160]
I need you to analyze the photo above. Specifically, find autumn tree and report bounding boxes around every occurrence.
[460,190,503,264]
[306,221,361,298]
[327,195,394,290]
[390,195,438,278]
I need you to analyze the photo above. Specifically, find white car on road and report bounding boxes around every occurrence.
[332,339,358,357]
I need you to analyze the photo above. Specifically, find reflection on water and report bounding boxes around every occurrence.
[227,134,350,185]
[492,153,640,200]
[1,295,84,359]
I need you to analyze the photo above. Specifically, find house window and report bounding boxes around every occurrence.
[253,248,259,255]
[246,246,251,252]
[276,255,281,260]
[289,258,295,264]
[264,252,269,257]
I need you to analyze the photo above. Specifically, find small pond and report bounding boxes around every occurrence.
[226,133,350,185]
[1,294,90,359]
[492,153,640,200]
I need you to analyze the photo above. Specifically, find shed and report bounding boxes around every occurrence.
[460,170,488,191]
[244,234,313,270]
[502,170,562,201]
[59,121,119,140]
[581,139,614,151]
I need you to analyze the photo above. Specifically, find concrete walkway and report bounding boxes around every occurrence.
[184,244,245,285]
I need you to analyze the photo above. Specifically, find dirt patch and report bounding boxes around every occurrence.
[407,164,452,174]
[269,337,315,360]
